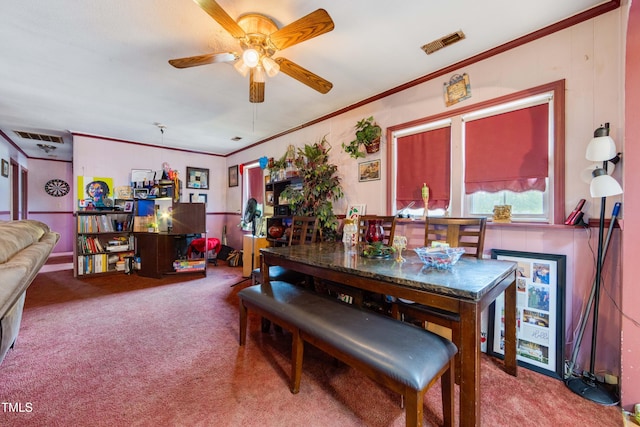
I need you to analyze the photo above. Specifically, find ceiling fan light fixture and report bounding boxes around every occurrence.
[253,65,266,83]
[234,58,250,77]
[242,48,260,68]
[262,56,280,77]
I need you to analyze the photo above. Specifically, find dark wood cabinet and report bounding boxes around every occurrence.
[265,177,301,245]
[135,202,206,278]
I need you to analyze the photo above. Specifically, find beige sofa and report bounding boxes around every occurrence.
[0,220,60,364]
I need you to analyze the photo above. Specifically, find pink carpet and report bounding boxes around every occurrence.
[0,263,623,426]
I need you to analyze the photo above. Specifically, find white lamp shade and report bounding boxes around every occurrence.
[253,65,265,83]
[590,170,623,197]
[242,49,260,68]
[262,56,280,77]
[234,59,249,77]
[580,162,615,184]
[586,125,617,161]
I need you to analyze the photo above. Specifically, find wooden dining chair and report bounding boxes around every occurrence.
[321,215,397,311]
[392,217,487,381]
[423,216,487,258]
[356,215,397,245]
[288,216,320,245]
[251,216,319,286]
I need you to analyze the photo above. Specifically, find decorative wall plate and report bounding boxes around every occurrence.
[44,179,70,197]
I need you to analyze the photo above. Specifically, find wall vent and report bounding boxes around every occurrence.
[14,131,63,144]
[421,30,466,55]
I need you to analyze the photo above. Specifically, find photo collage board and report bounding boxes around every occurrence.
[488,249,566,378]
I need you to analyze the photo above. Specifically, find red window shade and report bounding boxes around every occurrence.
[465,104,548,194]
[397,126,451,210]
[248,166,264,205]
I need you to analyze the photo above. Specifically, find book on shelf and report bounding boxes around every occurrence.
[77,236,106,254]
[77,214,117,233]
[106,244,132,252]
[77,253,109,275]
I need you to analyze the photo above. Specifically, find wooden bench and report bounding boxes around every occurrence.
[238,281,458,427]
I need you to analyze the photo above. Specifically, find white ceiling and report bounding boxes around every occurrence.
[0,0,611,162]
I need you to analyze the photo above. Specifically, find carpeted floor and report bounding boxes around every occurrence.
[0,262,624,426]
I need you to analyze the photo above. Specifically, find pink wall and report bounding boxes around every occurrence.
[27,158,74,253]
[621,1,640,411]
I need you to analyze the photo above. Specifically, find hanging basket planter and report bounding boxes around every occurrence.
[365,137,381,154]
[342,116,383,159]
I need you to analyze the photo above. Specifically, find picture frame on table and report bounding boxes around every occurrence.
[186,167,209,189]
[228,165,239,187]
[488,249,566,379]
[1,159,8,178]
[133,188,149,199]
[123,201,134,212]
[346,204,366,220]
[358,159,380,182]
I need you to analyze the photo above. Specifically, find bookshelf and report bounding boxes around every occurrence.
[74,211,135,277]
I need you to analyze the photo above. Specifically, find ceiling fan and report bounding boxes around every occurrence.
[169,0,334,103]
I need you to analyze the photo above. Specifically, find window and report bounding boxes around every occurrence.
[392,119,451,218]
[389,80,565,223]
[463,95,553,221]
[241,161,265,232]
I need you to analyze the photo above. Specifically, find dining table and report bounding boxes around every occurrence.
[260,241,518,427]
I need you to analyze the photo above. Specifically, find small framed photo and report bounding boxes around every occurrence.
[358,159,380,182]
[1,159,8,178]
[123,201,134,212]
[189,193,207,204]
[228,165,239,187]
[133,188,149,199]
[186,167,209,189]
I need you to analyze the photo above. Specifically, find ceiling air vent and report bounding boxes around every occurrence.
[14,131,63,144]
[421,30,466,55]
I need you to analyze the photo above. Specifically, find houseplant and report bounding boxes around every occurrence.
[342,116,382,159]
[266,153,287,181]
[280,136,344,240]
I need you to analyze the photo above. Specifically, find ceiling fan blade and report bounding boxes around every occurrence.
[193,0,246,39]
[275,58,333,94]
[249,69,265,103]
[168,52,238,68]
[268,9,334,51]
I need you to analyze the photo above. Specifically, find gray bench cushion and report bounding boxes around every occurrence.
[239,281,457,391]
[252,266,306,284]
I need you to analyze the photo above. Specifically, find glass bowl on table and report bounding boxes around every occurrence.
[414,247,465,269]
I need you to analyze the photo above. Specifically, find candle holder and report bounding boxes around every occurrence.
[393,235,407,262]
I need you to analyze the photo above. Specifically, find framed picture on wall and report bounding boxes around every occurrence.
[186,167,209,189]
[488,249,566,379]
[358,159,380,182]
[228,165,239,187]
[189,193,207,204]
[1,159,8,178]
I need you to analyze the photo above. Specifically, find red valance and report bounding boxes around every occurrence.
[465,104,549,194]
[397,126,451,210]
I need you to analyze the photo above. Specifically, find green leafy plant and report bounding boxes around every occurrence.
[267,153,287,172]
[362,241,395,257]
[341,116,382,159]
[280,136,344,240]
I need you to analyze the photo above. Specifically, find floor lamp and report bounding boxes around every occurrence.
[566,123,622,405]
